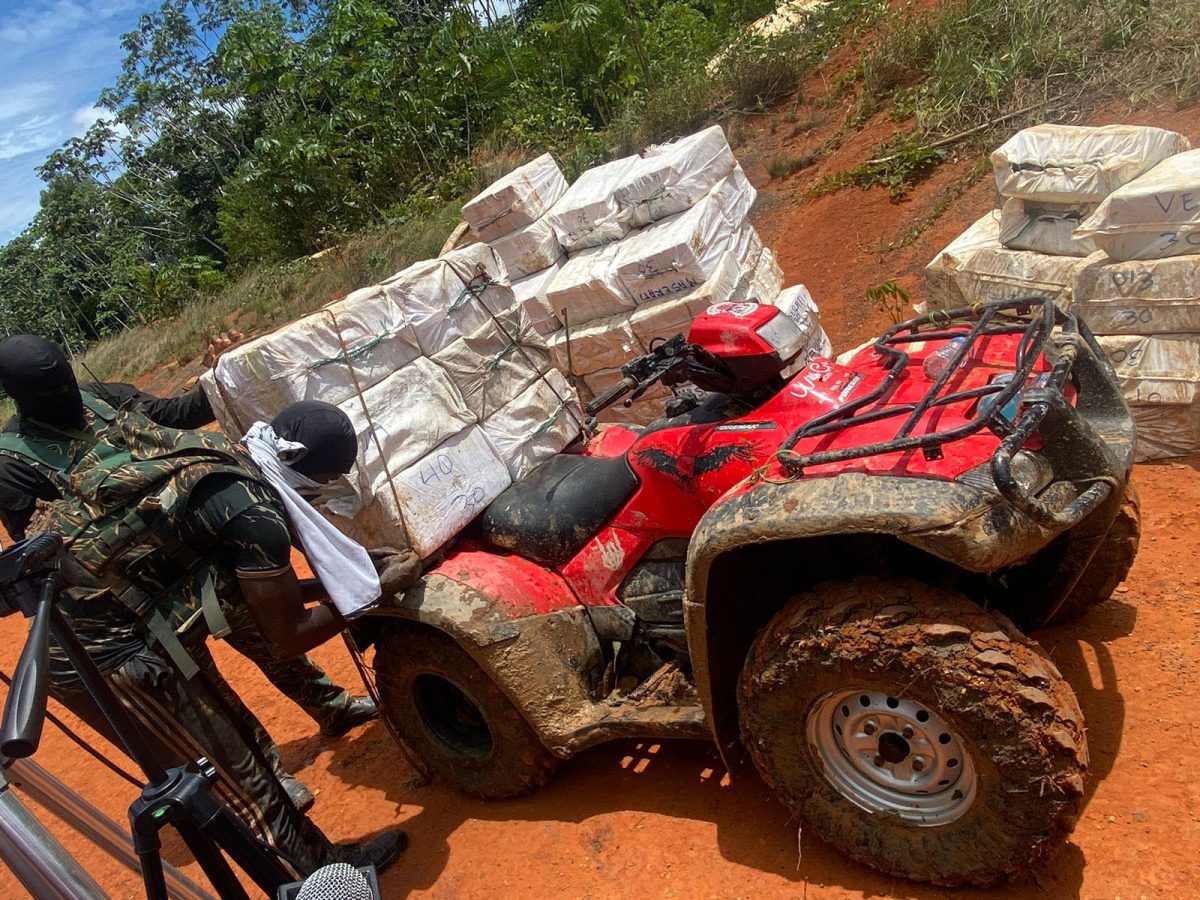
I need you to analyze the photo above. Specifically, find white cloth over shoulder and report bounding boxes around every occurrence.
[243,422,381,620]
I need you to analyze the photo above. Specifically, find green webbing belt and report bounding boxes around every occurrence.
[200,573,231,640]
[144,610,200,681]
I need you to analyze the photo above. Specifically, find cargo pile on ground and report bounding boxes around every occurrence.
[202,126,829,558]
[473,125,830,426]
[925,123,1200,460]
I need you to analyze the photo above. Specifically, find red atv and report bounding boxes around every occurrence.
[357,297,1138,886]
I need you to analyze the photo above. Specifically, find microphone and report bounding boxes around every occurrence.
[287,863,380,900]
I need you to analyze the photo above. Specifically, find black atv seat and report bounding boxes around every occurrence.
[481,453,640,567]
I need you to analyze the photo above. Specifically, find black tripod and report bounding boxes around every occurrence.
[0,534,294,899]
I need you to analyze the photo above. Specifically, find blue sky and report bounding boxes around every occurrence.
[0,0,148,243]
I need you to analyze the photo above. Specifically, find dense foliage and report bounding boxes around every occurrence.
[0,0,775,349]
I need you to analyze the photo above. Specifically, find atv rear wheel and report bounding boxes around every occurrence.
[1053,482,1141,623]
[374,625,559,798]
[738,576,1087,886]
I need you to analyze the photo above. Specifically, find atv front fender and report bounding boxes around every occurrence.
[365,551,607,757]
[682,472,1060,764]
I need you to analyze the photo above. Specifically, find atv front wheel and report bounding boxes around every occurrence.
[374,625,560,798]
[738,576,1087,886]
[1054,482,1141,623]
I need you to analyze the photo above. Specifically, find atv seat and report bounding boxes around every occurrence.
[481,453,640,567]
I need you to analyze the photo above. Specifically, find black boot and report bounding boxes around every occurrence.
[279,775,315,813]
[335,828,408,875]
[320,696,379,737]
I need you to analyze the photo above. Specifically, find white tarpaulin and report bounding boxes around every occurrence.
[613,125,736,228]
[441,241,509,284]
[342,356,477,496]
[1097,333,1200,405]
[773,284,822,343]
[204,285,421,432]
[488,217,564,280]
[545,155,642,250]
[991,124,1189,203]
[612,167,756,306]
[511,261,564,335]
[483,369,583,480]
[546,241,633,325]
[547,314,643,376]
[923,212,1082,311]
[629,294,707,346]
[732,246,784,303]
[1076,149,1200,261]
[380,425,513,558]
[1127,403,1200,462]
[1073,254,1200,335]
[430,307,550,420]
[998,197,1099,257]
[463,153,569,242]
[382,257,516,356]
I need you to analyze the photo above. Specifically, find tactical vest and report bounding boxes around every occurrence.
[0,392,265,678]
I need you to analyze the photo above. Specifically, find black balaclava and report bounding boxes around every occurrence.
[0,335,85,427]
[270,401,358,479]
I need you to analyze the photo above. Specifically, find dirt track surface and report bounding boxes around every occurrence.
[4,46,1200,899]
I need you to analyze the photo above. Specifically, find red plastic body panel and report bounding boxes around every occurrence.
[687,302,778,358]
[426,545,580,617]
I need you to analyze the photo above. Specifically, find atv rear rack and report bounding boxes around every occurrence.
[778,297,1073,472]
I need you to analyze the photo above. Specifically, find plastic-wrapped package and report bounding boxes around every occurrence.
[614,125,737,228]
[545,155,642,250]
[489,217,564,280]
[341,356,477,496]
[583,366,671,425]
[731,246,784,304]
[774,284,819,327]
[430,307,550,420]
[379,426,513,558]
[923,212,1083,311]
[1076,149,1200,261]
[546,241,633,325]
[1097,334,1200,405]
[547,314,643,376]
[1072,254,1200,335]
[203,286,422,433]
[613,169,756,307]
[511,262,564,335]
[998,198,1099,257]
[1126,403,1200,461]
[483,369,584,480]
[462,153,569,242]
[991,124,1189,203]
[731,224,765,269]
[441,241,509,283]
[382,257,516,356]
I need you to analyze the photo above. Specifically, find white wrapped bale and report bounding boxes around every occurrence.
[1072,255,1200,335]
[998,198,1099,257]
[923,212,1083,311]
[382,256,516,356]
[483,369,583,480]
[613,169,756,307]
[431,307,550,420]
[1126,404,1200,462]
[462,153,569,242]
[342,356,477,496]
[583,367,671,426]
[773,284,825,358]
[379,426,513,558]
[204,285,421,432]
[547,314,643,376]
[545,155,642,250]
[1076,149,1200,261]
[731,246,784,304]
[440,241,509,283]
[488,217,563,280]
[630,295,704,347]
[545,241,633,325]
[1097,334,1200,405]
[991,124,1189,203]
[511,262,564,335]
[731,224,765,270]
[613,125,737,228]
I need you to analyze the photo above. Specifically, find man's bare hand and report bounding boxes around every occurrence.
[203,330,244,368]
[369,547,422,596]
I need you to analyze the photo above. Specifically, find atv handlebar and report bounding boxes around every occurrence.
[583,334,704,417]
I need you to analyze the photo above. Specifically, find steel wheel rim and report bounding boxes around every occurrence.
[806,689,978,826]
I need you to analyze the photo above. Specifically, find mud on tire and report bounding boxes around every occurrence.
[374,624,559,799]
[738,576,1087,886]
[1054,482,1141,623]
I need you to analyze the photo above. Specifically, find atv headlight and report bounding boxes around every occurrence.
[756,312,805,362]
[957,451,1054,496]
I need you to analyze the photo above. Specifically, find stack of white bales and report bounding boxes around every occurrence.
[202,241,584,558]
[473,125,827,425]
[1074,148,1200,459]
[925,123,1200,460]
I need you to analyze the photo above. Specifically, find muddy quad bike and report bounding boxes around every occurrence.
[356,297,1138,886]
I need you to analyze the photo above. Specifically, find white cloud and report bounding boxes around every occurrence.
[0,0,140,46]
[0,114,62,161]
